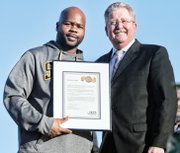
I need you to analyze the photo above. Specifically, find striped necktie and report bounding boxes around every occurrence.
[110,50,125,79]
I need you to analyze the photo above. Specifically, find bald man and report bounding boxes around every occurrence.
[4,7,98,153]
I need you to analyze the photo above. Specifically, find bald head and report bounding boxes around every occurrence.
[59,7,86,25]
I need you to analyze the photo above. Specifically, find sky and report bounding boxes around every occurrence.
[1,0,180,152]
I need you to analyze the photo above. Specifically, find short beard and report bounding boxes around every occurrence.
[56,33,82,51]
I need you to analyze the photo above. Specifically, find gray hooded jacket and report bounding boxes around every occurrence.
[4,41,98,153]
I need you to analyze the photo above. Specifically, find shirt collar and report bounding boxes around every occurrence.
[111,39,135,57]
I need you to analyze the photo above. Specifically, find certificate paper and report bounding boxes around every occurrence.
[53,61,111,130]
[63,72,100,119]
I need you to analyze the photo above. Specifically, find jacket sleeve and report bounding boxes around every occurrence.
[3,51,53,135]
[148,46,177,148]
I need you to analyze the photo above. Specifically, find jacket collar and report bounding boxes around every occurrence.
[111,39,141,84]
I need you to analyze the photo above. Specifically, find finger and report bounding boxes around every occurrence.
[51,131,63,138]
[59,126,72,134]
[60,116,69,124]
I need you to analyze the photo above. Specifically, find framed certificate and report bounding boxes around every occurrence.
[53,61,111,131]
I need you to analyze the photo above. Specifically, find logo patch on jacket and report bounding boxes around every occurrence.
[44,61,52,80]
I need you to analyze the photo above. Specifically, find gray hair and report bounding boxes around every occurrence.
[104,2,136,25]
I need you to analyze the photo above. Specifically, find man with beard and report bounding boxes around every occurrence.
[4,6,98,153]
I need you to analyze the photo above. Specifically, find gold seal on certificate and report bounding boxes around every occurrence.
[81,76,96,83]
[53,61,111,131]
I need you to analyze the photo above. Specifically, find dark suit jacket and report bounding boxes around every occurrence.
[96,39,177,153]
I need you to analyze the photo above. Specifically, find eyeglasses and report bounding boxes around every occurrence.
[108,18,135,26]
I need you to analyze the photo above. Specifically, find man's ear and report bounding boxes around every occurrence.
[105,26,108,36]
[56,22,59,31]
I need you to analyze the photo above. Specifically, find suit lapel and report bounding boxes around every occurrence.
[106,50,113,63]
[111,40,141,84]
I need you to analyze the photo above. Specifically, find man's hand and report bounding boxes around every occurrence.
[49,116,72,138]
[148,147,164,153]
